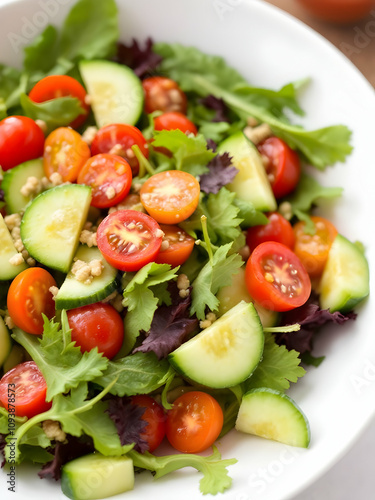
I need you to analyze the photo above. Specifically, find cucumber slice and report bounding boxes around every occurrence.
[2,159,45,214]
[55,245,118,310]
[2,344,25,373]
[0,317,12,367]
[235,388,310,448]
[79,60,143,128]
[168,301,264,388]
[21,184,92,273]
[216,267,279,327]
[319,234,370,313]
[61,453,134,500]
[217,132,277,211]
[0,214,28,280]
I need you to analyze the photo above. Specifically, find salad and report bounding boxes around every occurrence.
[0,0,370,499]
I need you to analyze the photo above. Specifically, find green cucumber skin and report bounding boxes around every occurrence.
[0,317,12,367]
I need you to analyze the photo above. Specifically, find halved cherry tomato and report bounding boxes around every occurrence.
[142,76,188,114]
[155,224,195,267]
[245,241,311,312]
[91,124,149,177]
[130,395,166,453]
[97,210,163,272]
[296,0,373,23]
[154,112,197,135]
[29,75,89,129]
[43,127,91,182]
[166,391,223,453]
[140,170,200,224]
[7,267,57,335]
[67,303,124,359]
[0,361,52,418]
[77,154,132,209]
[246,212,295,253]
[293,216,338,278]
[0,116,45,171]
[257,137,300,199]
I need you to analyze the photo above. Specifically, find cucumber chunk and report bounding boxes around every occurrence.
[0,214,28,280]
[216,267,279,328]
[21,184,92,273]
[55,245,118,310]
[79,60,143,128]
[319,234,370,313]
[0,317,12,367]
[2,159,45,214]
[168,301,264,388]
[217,132,277,211]
[235,388,310,448]
[61,453,134,500]
[2,344,25,373]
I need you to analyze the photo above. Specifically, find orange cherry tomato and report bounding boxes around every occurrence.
[166,391,224,454]
[142,76,188,114]
[7,267,56,335]
[245,241,311,312]
[154,112,197,135]
[77,154,132,209]
[43,127,91,182]
[296,0,374,23]
[293,216,338,278]
[155,224,195,267]
[0,361,52,418]
[246,212,295,253]
[140,170,200,224]
[130,395,166,453]
[29,75,89,129]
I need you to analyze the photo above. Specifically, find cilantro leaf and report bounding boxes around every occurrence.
[151,129,215,176]
[244,333,306,393]
[12,313,108,401]
[129,446,237,495]
[114,38,162,78]
[200,153,239,194]
[107,397,148,452]
[94,352,172,397]
[191,243,243,319]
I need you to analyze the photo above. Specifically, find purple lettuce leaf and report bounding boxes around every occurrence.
[200,153,239,194]
[199,95,230,123]
[114,38,162,79]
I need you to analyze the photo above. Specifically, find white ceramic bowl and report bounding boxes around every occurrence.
[0,1,374,499]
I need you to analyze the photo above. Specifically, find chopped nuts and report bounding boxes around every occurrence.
[5,315,15,330]
[278,201,293,221]
[49,171,64,186]
[177,273,190,298]
[9,253,24,266]
[79,229,97,247]
[20,176,42,198]
[42,420,67,442]
[81,126,98,145]
[71,258,104,284]
[243,123,272,145]
[49,286,59,299]
[199,311,217,330]
[4,213,21,231]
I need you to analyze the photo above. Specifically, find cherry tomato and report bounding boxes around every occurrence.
[7,268,57,335]
[77,154,132,209]
[166,391,223,454]
[140,170,200,224]
[97,210,163,272]
[142,76,188,115]
[130,395,166,453]
[245,241,311,312]
[67,303,124,359]
[43,127,91,182]
[154,112,197,135]
[0,116,45,171]
[155,224,195,267]
[293,216,338,278]
[29,75,89,129]
[246,212,295,253]
[257,137,300,199]
[296,0,373,23]
[91,124,149,177]
[0,361,52,418]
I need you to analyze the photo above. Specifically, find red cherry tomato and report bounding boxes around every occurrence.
[7,268,57,335]
[0,116,45,171]
[67,303,124,360]
[296,0,373,23]
[130,395,166,453]
[0,361,52,418]
[166,391,224,454]
[245,241,311,312]
[97,210,163,272]
[77,154,132,209]
[257,137,300,199]
[142,76,188,114]
[29,75,89,129]
[155,224,195,267]
[246,212,295,253]
[91,124,149,177]
[154,112,197,135]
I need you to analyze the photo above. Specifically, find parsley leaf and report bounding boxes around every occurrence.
[12,312,108,401]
